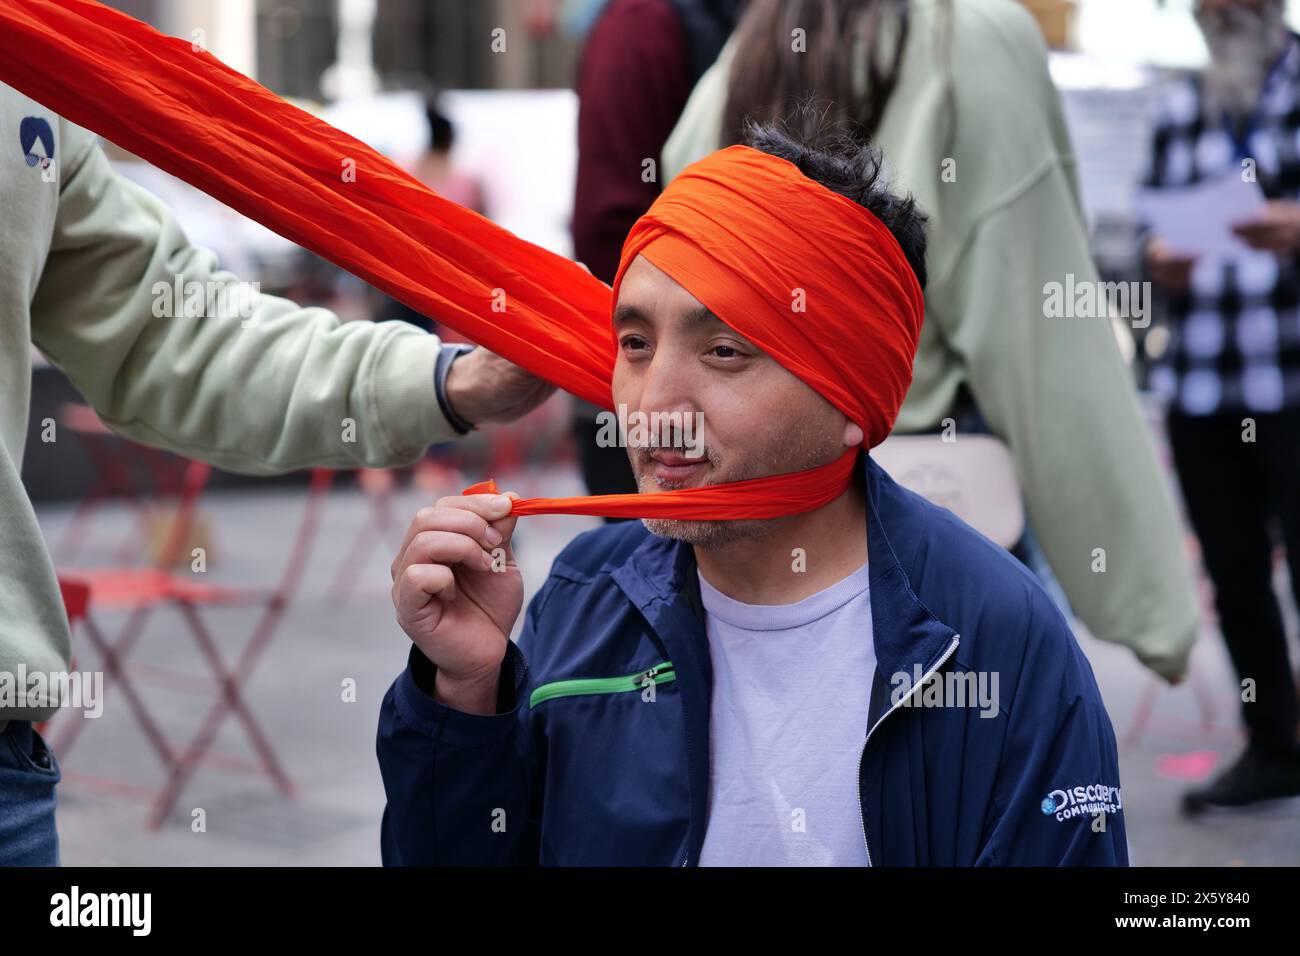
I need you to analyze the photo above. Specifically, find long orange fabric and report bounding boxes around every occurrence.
[0,0,923,521]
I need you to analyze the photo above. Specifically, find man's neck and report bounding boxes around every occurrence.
[693,480,868,605]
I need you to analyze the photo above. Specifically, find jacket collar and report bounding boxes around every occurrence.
[611,449,958,680]
[609,450,959,863]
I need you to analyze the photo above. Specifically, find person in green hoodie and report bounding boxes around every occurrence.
[662,0,1200,687]
[0,85,555,865]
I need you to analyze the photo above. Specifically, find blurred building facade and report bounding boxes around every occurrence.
[104,0,582,98]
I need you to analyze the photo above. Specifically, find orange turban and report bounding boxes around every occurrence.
[0,0,923,521]
[614,145,924,452]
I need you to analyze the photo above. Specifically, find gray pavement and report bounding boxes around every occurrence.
[32,466,1300,866]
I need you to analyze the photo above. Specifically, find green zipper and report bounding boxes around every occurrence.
[529,661,676,708]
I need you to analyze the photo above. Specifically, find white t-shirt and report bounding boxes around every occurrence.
[696,561,875,866]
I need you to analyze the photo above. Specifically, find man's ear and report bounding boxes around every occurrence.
[843,421,864,448]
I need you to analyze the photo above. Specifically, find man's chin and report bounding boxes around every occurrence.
[640,515,774,550]
[641,516,707,544]
[632,464,764,547]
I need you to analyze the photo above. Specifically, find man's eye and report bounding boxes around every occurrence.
[620,335,648,351]
[710,344,742,359]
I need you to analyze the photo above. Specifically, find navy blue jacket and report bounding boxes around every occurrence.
[377,452,1129,865]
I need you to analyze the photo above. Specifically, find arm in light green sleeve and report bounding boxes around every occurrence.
[29,123,457,476]
[927,163,1199,683]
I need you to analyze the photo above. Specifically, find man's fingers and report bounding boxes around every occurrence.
[390,492,521,588]
[1231,221,1283,244]
[392,495,512,579]
[432,493,515,523]
[486,491,523,564]
[396,562,456,618]
[399,530,494,581]
[437,493,514,561]
[1235,231,1281,251]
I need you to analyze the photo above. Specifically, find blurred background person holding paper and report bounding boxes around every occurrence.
[1140,0,1300,812]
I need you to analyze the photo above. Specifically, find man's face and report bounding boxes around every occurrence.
[1196,0,1283,65]
[610,254,857,549]
[1195,0,1286,119]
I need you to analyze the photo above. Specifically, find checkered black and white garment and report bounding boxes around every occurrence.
[1142,32,1300,415]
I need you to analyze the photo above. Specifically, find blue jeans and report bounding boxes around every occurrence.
[0,721,61,866]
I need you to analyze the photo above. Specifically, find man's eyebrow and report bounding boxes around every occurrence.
[678,305,724,332]
[612,305,647,330]
[612,303,725,332]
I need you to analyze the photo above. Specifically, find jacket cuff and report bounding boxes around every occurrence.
[394,640,527,748]
[435,344,478,435]
[370,325,456,458]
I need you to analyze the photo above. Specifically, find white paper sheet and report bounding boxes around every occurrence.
[1135,170,1269,261]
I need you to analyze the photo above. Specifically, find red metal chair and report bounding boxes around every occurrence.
[53,402,193,564]
[327,467,400,605]
[57,576,91,626]
[51,465,335,828]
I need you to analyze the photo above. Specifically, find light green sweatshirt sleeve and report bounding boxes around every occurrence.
[911,3,1197,683]
[29,122,458,475]
[924,165,1197,682]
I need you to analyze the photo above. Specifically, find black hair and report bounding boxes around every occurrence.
[425,101,455,153]
[743,111,928,291]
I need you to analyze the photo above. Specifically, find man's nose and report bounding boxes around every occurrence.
[634,349,700,435]
[637,345,687,405]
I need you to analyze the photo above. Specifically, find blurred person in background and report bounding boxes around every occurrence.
[569,0,743,516]
[662,0,1200,689]
[1142,0,1300,812]
[415,99,487,217]
[377,97,488,334]
[1,84,553,865]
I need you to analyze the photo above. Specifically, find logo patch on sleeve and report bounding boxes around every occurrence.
[20,115,55,170]
[1041,783,1122,821]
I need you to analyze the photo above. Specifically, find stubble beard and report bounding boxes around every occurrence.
[633,425,847,550]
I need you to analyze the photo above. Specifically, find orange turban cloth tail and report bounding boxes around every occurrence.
[0,0,923,521]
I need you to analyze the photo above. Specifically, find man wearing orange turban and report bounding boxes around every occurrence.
[0,0,1129,867]
[379,125,1130,867]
